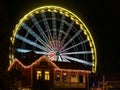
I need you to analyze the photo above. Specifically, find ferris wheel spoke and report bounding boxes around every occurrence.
[30,15,49,43]
[52,12,57,47]
[16,34,49,52]
[61,39,88,52]
[60,30,82,51]
[57,54,70,62]
[52,12,57,39]
[30,15,53,51]
[41,12,52,40]
[35,51,48,55]
[16,48,48,55]
[63,55,93,66]
[41,12,55,49]
[16,48,31,53]
[21,23,52,51]
[58,15,65,42]
[60,21,74,46]
[59,55,70,62]
[61,51,92,55]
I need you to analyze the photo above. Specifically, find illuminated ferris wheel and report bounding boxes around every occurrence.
[9,6,97,73]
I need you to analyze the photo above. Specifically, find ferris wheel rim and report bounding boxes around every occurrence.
[9,5,97,73]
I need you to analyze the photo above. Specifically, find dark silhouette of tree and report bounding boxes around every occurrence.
[8,68,25,89]
[0,67,13,90]
[0,67,24,89]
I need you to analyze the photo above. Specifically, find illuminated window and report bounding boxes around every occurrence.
[71,74,78,83]
[45,71,50,80]
[37,71,42,80]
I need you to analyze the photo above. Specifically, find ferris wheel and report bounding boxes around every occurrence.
[9,6,97,73]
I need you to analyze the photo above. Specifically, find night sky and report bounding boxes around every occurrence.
[0,0,120,79]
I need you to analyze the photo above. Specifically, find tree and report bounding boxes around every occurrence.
[0,67,13,90]
[8,68,25,89]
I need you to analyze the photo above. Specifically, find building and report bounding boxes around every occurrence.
[8,51,91,90]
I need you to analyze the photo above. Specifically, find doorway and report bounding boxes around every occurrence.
[36,69,51,90]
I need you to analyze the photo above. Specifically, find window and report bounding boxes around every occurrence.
[37,71,42,80]
[79,75,83,83]
[62,73,67,82]
[45,71,50,80]
[71,74,78,83]
[79,75,85,83]
[56,74,60,82]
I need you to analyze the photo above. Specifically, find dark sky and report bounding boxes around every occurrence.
[0,0,119,78]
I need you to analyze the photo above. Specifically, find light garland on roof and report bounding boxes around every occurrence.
[8,55,91,74]
[8,55,59,71]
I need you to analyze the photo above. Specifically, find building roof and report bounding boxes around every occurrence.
[8,52,91,72]
[8,55,59,71]
[10,51,92,71]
